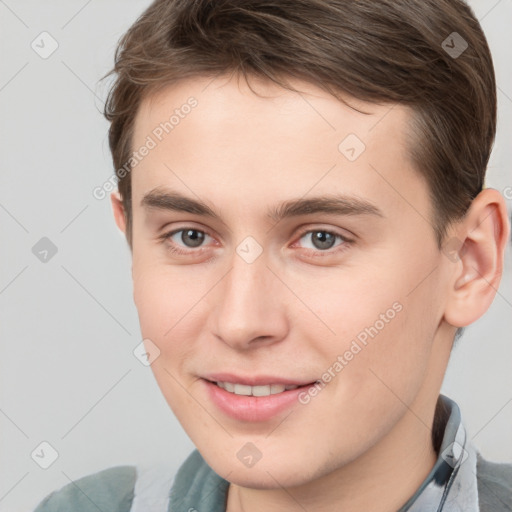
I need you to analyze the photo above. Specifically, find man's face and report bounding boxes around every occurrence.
[126,74,454,487]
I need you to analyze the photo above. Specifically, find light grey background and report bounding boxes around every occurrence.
[0,1,510,511]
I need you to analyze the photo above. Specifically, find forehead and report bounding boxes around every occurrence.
[130,74,427,221]
[134,73,412,154]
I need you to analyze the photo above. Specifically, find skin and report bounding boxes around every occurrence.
[111,73,508,512]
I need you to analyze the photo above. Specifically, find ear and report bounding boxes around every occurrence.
[443,188,510,328]
[110,190,127,235]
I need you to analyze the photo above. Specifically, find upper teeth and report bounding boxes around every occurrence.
[216,382,299,396]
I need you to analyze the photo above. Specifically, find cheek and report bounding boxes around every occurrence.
[131,262,205,390]
[294,255,436,399]
[132,250,208,334]
[131,262,207,418]
[285,261,404,349]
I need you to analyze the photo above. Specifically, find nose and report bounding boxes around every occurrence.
[210,247,289,351]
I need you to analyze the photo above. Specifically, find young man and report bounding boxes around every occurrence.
[35,0,511,510]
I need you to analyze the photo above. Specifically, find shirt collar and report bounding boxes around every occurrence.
[168,394,479,511]
[398,393,479,511]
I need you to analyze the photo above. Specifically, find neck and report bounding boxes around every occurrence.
[226,391,441,512]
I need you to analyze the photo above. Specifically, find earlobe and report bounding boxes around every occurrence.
[443,188,509,328]
[110,190,127,235]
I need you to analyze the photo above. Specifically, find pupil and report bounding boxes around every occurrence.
[182,229,204,248]
[312,231,335,250]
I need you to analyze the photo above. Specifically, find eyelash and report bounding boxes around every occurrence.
[160,227,353,258]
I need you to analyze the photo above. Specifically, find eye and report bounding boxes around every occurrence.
[160,226,352,258]
[163,228,213,254]
[295,229,350,253]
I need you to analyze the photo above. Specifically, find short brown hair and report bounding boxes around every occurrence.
[103,0,496,249]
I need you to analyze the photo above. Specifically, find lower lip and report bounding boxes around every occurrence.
[202,379,317,422]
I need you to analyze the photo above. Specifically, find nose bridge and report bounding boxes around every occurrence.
[212,244,286,348]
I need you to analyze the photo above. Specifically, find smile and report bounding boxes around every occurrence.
[202,377,320,422]
[214,381,300,396]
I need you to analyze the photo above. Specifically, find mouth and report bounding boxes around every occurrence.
[201,375,320,422]
[208,380,314,396]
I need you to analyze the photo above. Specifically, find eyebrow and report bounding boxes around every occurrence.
[141,187,384,223]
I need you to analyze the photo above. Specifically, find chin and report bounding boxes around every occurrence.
[199,445,323,489]
[226,466,313,490]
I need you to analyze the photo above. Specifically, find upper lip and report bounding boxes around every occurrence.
[202,373,318,387]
